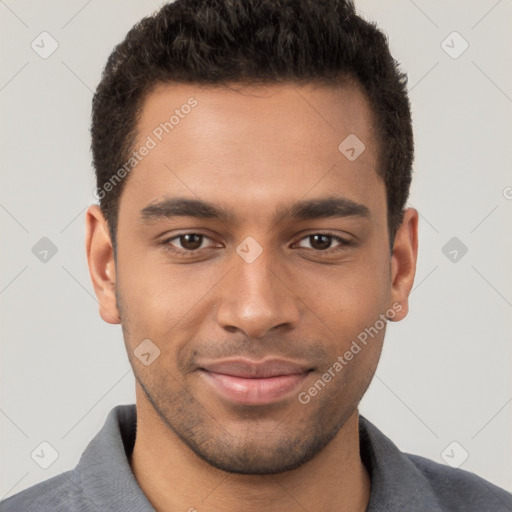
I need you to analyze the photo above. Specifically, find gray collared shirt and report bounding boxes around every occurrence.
[1,404,511,511]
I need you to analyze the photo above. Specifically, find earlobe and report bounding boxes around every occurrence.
[389,207,419,322]
[85,205,121,325]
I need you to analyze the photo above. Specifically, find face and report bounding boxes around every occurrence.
[86,80,417,475]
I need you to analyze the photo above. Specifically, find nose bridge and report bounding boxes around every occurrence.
[215,241,300,338]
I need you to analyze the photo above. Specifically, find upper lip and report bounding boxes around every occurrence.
[198,358,312,378]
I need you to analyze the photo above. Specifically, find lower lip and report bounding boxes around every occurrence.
[199,370,310,405]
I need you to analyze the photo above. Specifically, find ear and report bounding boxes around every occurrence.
[85,205,120,324]
[389,207,419,321]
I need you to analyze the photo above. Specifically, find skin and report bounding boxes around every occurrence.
[86,79,418,512]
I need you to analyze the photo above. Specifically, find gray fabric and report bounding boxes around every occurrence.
[1,404,511,511]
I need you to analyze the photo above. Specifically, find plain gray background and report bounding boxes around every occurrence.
[1,0,511,498]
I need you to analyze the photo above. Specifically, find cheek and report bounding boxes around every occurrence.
[305,249,391,368]
[116,251,218,340]
[315,252,390,322]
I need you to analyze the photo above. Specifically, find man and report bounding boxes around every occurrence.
[1,0,510,511]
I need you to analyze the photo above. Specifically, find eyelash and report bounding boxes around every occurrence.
[158,232,351,257]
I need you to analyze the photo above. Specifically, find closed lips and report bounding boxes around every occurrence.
[198,358,313,378]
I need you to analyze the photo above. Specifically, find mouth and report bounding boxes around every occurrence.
[197,358,314,406]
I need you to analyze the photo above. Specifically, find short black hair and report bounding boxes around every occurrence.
[91,0,413,255]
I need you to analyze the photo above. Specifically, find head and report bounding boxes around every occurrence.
[86,0,418,475]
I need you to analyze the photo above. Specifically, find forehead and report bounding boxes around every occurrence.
[137,80,378,157]
[120,80,385,225]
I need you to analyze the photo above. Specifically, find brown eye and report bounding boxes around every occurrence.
[161,233,214,253]
[296,233,347,251]
[309,234,333,250]
[177,234,203,250]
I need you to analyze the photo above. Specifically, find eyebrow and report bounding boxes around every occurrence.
[139,196,371,225]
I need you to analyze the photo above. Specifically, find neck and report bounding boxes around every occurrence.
[129,388,370,512]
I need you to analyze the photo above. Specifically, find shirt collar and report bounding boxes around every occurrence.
[359,415,444,511]
[73,404,443,511]
[73,404,155,510]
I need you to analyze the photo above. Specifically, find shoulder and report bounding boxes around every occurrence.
[358,415,512,511]
[0,470,93,512]
[405,452,512,511]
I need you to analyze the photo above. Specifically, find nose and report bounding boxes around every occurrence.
[215,248,301,339]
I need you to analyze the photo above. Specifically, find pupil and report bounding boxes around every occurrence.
[311,234,331,250]
[181,234,202,250]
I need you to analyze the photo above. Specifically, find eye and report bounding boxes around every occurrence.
[160,233,218,254]
[294,233,349,252]
[159,231,351,257]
